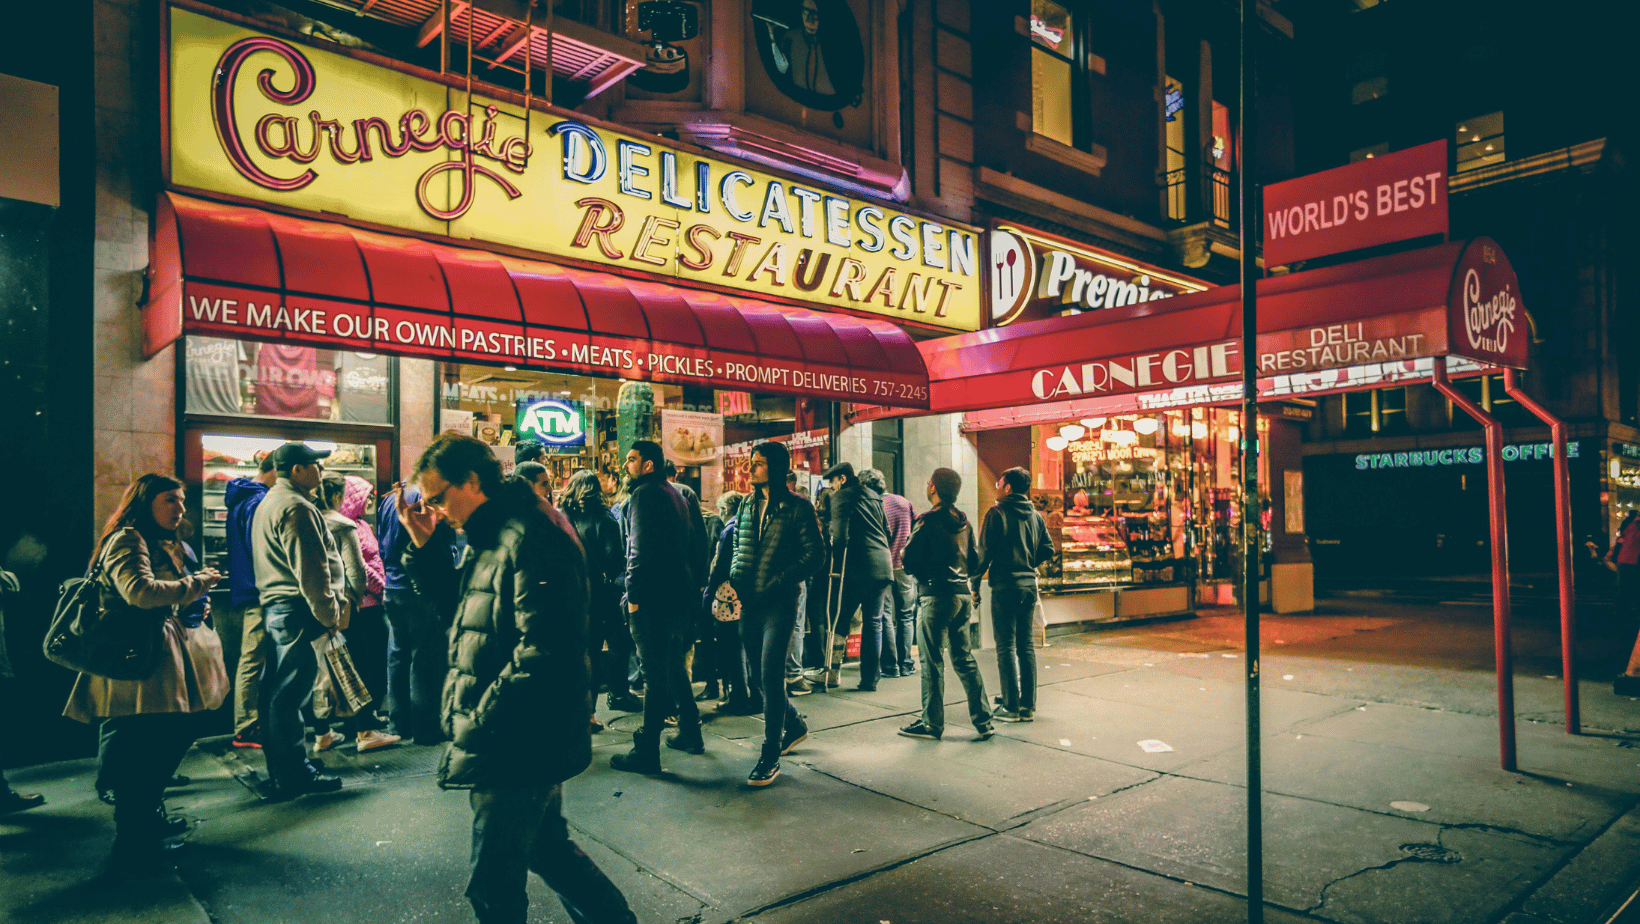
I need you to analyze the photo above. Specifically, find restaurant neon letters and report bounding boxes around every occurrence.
[170,8,981,331]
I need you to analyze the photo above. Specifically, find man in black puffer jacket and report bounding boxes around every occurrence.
[731,441,824,786]
[977,466,1054,723]
[397,434,636,924]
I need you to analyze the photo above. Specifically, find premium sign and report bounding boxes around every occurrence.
[1262,140,1448,267]
[988,225,1210,326]
[169,9,981,330]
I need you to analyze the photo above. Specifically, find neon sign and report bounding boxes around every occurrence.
[516,398,586,447]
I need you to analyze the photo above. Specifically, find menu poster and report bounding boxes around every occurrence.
[661,409,724,506]
[440,408,474,437]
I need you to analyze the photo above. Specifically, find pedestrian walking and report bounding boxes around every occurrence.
[820,462,893,692]
[396,434,637,924]
[312,472,398,752]
[558,468,627,732]
[377,481,457,744]
[860,468,917,678]
[977,466,1054,721]
[0,565,45,815]
[224,452,276,749]
[250,442,348,797]
[611,440,705,773]
[730,442,824,786]
[898,468,994,742]
[63,474,227,871]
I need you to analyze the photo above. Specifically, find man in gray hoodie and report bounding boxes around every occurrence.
[251,442,347,797]
[976,466,1054,721]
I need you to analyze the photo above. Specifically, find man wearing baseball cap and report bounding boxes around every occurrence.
[251,441,348,797]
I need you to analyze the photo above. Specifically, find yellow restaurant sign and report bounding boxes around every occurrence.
[168,8,981,331]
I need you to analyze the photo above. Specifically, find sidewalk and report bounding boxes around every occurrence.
[4,601,1639,924]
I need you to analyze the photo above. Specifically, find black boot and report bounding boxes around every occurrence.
[610,729,663,774]
[666,728,705,754]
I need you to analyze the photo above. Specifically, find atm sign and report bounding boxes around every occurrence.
[517,398,585,447]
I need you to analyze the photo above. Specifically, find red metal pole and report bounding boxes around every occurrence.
[1502,369,1579,734]
[1432,363,1517,772]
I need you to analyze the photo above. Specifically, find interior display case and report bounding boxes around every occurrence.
[1047,511,1132,587]
[197,433,379,582]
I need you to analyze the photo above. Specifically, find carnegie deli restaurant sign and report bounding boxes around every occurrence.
[168,8,981,331]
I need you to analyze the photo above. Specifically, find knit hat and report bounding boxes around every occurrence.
[930,467,962,503]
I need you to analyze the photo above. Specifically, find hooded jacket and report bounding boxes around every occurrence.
[224,477,270,606]
[251,479,344,626]
[902,504,982,597]
[337,475,385,608]
[977,493,1054,587]
[622,470,701,609]
[406,479,592,790]
[825,479,894,583]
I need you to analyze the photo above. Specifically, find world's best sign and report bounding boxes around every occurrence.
[1262,140,1448,268]
[168,8,981,331]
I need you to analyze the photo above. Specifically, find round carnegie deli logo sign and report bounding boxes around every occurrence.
[1446,237,1526,370]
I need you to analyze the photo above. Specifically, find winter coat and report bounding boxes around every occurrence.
[730,485,824,604]
[63,528,228,721]
[977,493,1055,587]
[566,502,625,613]
[251,479,345,626]
[674,481,711,585]
[902,505,982,598]
[322,510,369,611]
[338,475,385,608]
[826,480,894,583]
[406,481,592,790]
[224,477,269,606]
[705,520,737,606]
[622,471,699,610]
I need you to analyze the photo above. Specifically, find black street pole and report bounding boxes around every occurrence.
[1239,1,1263,922]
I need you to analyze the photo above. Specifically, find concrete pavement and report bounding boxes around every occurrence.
[4,597,1639,924]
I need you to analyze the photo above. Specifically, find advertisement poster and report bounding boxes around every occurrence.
[440,408,475,437]
[661,409,724,505]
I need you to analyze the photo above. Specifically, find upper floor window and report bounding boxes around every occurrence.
[1348,50,1388,105]
[1350,142,1390,163]
[1455,112,1505,172]
[1163,76,1187,220]
[1030,0,1075,147]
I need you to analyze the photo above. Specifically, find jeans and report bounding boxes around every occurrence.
[831,577,890,686]
[702,617,748,699]
[383,589,448,742]
[101,712,197,848]
[888,569,917,674]
[227,602,266,736]
[259,599,326,783]
[467,785,638,924]
[626,603,699,749]
[917,594,991,735]
[741,587,804,755]
[785,581,807,679]
[990,584,1040,711]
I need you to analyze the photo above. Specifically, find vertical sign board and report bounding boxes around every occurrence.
[1262,140,1449,267]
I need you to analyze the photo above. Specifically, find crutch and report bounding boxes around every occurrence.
[821,541,849,691]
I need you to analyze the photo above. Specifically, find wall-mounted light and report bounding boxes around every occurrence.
[1133,417,1159,435]
[1045,435,1069,452]
[1059,424,1086,441]
[504,365,517,372]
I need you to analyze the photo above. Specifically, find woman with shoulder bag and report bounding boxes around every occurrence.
[63,474,227,872]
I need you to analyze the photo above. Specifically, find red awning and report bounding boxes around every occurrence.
[144,193,931,409]
[920,237,1523,415]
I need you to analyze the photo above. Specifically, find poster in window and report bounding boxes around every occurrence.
[624,0,705,100]
[185,336,246,416]
[253,343,331,419]
[746,0,871,147]
[661,409,724,505]
[338,352,389,424]
[1283,469,1305,534]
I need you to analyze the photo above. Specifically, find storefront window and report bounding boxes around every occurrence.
[184,335,392,424]
[1032,408,1245,590]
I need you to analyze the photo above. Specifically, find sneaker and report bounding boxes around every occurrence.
[272,772,343,798]
[898,721,941,740]
[1017,708,1035,722]
[607,692,644,713]
[787,676,813,696]
[665,731,705,754]
[780,719,809,755]
[974,725,996,741]
[0,792,45,815]
[590,717,605,734]
[993,707,1023,722]
[230,729,262,749]
[355,730,401,752]
[747,754,780,787]
[312,731,345,753]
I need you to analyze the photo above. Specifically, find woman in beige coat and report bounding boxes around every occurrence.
[64,473,225,871]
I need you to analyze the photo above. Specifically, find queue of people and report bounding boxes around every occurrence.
[24,433,1070,924]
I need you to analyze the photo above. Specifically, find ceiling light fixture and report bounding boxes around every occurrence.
[1059,424,1086,441]
[1191,422,1209,440]
[1080,417,1106,429]
[1133,418,1159,435]
[1045,435,1069,452]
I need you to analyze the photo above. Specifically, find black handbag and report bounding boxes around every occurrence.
[42,538,165,681]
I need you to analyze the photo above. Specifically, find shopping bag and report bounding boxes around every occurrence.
[311,633,372,719]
